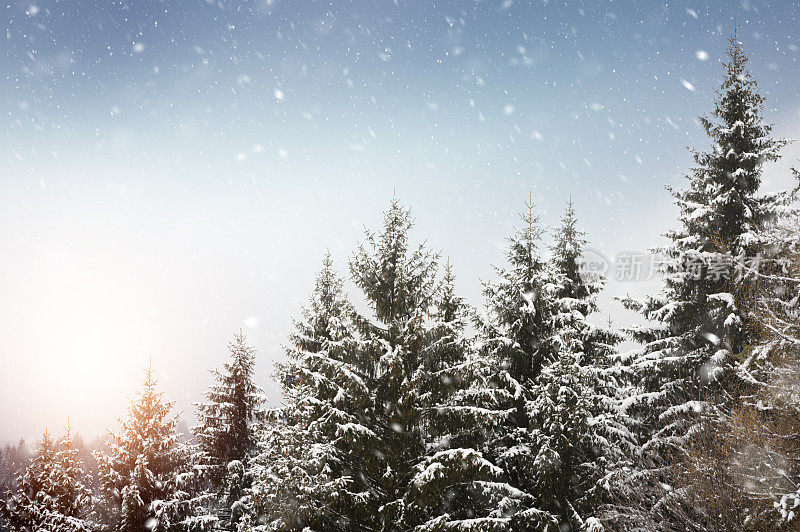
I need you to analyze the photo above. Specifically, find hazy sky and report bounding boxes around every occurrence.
[2,0,800,442]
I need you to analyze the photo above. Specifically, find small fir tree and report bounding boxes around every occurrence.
[95,365,210,532]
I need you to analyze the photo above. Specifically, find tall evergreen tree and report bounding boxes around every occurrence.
[615,30,795,527]
[95,365,210,532]
[621,27,789,452]
[2,430,59,531]
[549,199,622,365]
[471,199,563,529]
[247,252,361,531]
[51,422,93,531]
[195,332,263,478]
[194,332,264,526]
[516,200,633,530]
[346,199,440,530]
[249,200,515,531]
[0,439,30,531]
[473,199,632,529]
[400,263,523,530]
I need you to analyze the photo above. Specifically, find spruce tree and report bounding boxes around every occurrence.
[472,199,631,529]
[515,200,632,529]
[0,439,30,531]
[50,422,93,531]
[400,263,523,530]
[345,199,440,530]
[344,199,524,530]
[250,200,513,530]
[471,199,562,529]
[95,365,210,532]
[477,201,556,469]
[2,430,58,530]
[194,331,264,526]
[411,262,482,453]
[615,30,795,526]
[550,199,622,365]
[2,426,92,532]
[247,252,361,531]
[525,346,610,530]
[195,332,263,478]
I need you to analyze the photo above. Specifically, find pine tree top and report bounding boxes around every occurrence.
[505,196,545,277]
[38,429,55,455]
[671,26,789,252]
[551,198,593,301]
[435,259,464,324]
[351,198,439,324]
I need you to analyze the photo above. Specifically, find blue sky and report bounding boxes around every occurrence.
[2,0,799,441]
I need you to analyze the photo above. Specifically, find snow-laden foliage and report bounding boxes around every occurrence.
[194,332,264,479]
[1,425,92,531]
[245,201,517,531]
[620,32,785,451]
[246,252,361,531]
[345,200,511,530]
[610,30,800,530]
[470,199,632,529]
[94,366,212,532]
[399,264,521,530]
[193,331,264,528]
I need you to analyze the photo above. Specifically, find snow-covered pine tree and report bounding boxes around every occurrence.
[346,199,440,530]
[246,252,361,531]
[1,425,92,532]
[49,421,93,531]
[471,198,563,529]
[414,263,475,442]
[251,212,513,531]
[622,27,789,453]
[549,197,633,430]
[195,332,263,479]
[0,439,30,531]
[471,199,631,530]
[615,30,794,527]
[193,331,264,526]
[2,430,57,530]
[549,199,622,365]
[281,199,519,530]
[95,365,212,532]
[400,262,524,530]
[516,200,633,530]
[525,345,610,531]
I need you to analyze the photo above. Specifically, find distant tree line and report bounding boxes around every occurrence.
[2,31,799,532]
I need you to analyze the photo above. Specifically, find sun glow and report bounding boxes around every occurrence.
[3,235,162,439]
